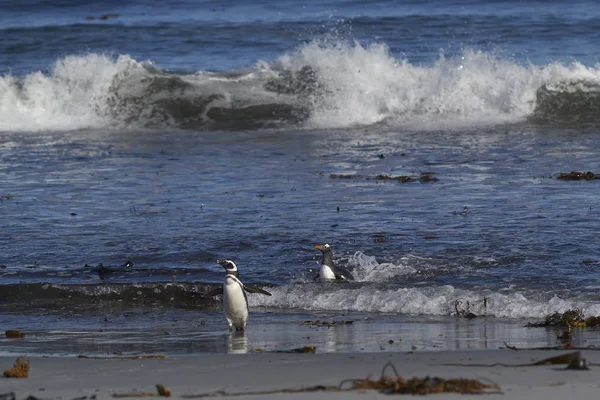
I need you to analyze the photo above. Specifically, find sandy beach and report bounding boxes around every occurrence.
[1,349,598,399]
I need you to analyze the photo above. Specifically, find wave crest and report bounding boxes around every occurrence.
[3,43,600,132]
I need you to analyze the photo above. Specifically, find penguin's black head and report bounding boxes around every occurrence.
[217,259,238,273]
[314,243,332,254]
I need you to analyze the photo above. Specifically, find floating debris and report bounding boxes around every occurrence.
[3,356,29,378]
[5,330,25,339]
[556,171,597,180]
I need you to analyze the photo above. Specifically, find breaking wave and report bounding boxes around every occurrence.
[2,41,600,132]
[3,252,600,320]
[250,284,600,320]
[4,279,600,320]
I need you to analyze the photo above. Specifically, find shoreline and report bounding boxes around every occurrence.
[1,349,598,399]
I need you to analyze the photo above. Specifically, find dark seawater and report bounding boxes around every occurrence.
[2,0,600,356]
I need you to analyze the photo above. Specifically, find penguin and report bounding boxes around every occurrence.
[217,259,272,331]
[313,244,354,281]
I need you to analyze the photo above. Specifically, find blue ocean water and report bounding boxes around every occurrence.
[1,0,600,355]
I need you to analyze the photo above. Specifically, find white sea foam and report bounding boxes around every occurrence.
[0,54,153,132]
[346,251,417,282]
[249,283,600,319]
[276,40,600,129]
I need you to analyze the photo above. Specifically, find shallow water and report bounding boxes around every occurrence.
[1,307,590,356]
[2,0,600,355]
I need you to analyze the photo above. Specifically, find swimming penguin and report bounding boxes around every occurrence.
[313,244,354,281]
[217,259,272,331]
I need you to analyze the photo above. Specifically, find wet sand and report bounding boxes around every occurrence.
[1,349,598,399]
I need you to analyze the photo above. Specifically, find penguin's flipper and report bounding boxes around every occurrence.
[244,286,272,296]
[207,287,224,297]
[334,267,354,281]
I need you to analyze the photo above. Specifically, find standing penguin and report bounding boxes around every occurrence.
[313,244,354,281]
[217,259,272,331]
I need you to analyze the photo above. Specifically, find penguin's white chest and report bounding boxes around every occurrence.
[319,264,336,280]
[223,276,248,330]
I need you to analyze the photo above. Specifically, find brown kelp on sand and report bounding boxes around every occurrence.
[3,356,29,378]
[180,362,500,397]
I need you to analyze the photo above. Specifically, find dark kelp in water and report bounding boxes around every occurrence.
[419,172,439,183]
[556,171,597,180]
[181,362,500,398]
[375,174,415,183]
[3,356,29,378]
[526,309,600,327]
